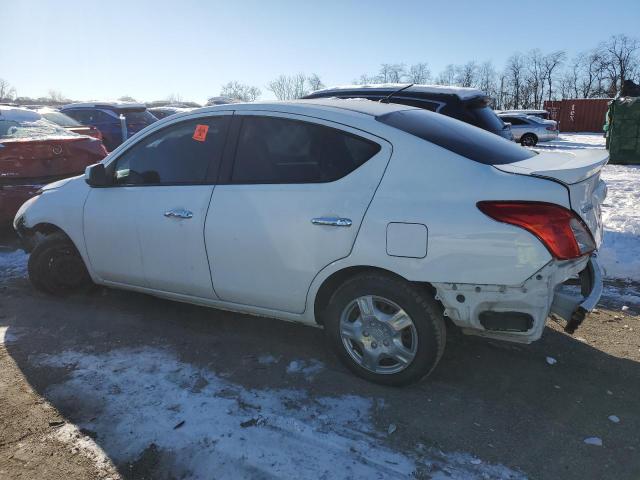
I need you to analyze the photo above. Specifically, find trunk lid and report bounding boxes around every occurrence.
[494,150,608,247]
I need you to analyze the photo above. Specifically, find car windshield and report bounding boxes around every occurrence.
[120,110,158,124]
[40,111,82,127]
[377,108,535,165]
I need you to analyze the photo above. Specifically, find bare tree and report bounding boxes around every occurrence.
[268,73,308,100]
[406,63,430,84]
[435,64,456,85]
[220,81,261,101]
[166,93,184,104]
[118,95,137,102]
[477,61,497,94]
[306,73,325,92]
[542,50,566,103]
[47,89,67,104]
[0,78,16,101]
[526,49,545,108]
[504,53,525,108]
[601,34,640,93]
[378,63,406,83]
[455,61,478,88]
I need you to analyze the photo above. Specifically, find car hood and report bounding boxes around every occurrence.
[41,175,82,192]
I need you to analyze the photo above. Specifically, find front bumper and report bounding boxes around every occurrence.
[550,254,603,334]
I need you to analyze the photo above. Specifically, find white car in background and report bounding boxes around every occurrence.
[13,99,607,385]
[498,113,559,146]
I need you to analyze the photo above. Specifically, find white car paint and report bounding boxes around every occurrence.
[14,99,607,344]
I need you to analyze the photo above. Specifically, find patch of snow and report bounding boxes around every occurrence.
[0,326,21,345]
[50,423,116,474]
[583,437,603,446]
[257,354,278,365]
[608,415,620,424]
[0,249,28,281]
[599,164,640,282]
[621,305,629,311]
[35,347,526,479]
[546,356,557,365]
[285,359,324,380]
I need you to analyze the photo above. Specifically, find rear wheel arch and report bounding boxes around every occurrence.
[313,265,440,325]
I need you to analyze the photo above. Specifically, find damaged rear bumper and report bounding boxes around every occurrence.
[549,255,603,334]
[433,254,602,344]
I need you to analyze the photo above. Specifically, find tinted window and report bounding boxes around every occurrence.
[503,117,527,126]
[387,98,440,112]
[377,109,535,165]
[114,117,229,185]
[231,116,381,184]
[40,111,82,127]
[66,109,114,125]
[467,105,505,131]
[120,110,158,125]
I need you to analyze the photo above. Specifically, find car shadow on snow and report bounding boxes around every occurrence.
[1,278,639,480]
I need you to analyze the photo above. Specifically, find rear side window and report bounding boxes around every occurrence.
[113,116,230,185]
[66,109,113,125]
[377,109,535,165]
[231,116,381,184]
[503,116,527,126]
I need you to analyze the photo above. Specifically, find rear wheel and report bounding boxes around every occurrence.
[323,272,446,386]
[28,233,92,295]
[520,133,538,147]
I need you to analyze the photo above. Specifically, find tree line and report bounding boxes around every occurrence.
[1,34,637,110]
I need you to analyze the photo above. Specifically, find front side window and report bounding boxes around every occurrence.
[113,116,230,185]
[231,116,380,184]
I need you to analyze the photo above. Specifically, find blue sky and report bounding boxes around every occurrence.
[3,0,639,103]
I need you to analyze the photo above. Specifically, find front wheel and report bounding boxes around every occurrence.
[323,273,446,386]
[28,233,93,295]
[520,133,538,147]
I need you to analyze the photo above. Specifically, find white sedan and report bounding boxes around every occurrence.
[13,99,607,385]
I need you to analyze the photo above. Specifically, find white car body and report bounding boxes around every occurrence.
[14,99,606,347]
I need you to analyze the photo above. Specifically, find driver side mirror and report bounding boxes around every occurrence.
[85,163,110,187]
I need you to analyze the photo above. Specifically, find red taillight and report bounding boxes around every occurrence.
[477,201,595,260]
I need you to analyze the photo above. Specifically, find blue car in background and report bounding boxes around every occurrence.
[60,103,158,151]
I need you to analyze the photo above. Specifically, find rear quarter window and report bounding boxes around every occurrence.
[377,109,535,165]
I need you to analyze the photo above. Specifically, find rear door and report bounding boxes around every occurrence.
[205,112,391,313]
[84,114,231,295]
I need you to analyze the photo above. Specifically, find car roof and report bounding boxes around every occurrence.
[60,102,147,110]
[309,83,486,101]
[0,105,42,122]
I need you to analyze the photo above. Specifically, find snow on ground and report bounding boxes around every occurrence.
[537,133,640,283]
[35,347,526,480]
[0,247,27,281]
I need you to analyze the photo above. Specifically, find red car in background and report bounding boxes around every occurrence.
[37,108,103,141]
[0,106,107,224]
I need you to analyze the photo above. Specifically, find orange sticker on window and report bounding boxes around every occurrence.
[192,124,209,142]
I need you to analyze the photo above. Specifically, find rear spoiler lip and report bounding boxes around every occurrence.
[493,150,609,185]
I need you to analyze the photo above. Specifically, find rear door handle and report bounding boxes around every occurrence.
[311,217,352,227]
[164,208,193,219]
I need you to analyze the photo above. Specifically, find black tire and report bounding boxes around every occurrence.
[520,133,538,147]
[323,272,446,386]
[28,233,92,296]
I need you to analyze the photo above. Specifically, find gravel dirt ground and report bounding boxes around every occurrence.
[1,226,639,480]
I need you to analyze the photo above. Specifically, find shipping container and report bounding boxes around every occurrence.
[543,98,612,132]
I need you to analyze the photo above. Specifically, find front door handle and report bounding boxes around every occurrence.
[311,217,352,227]
[164,208,193,219]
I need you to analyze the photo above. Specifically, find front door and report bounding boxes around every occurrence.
[84,114,231,297]
[205,112,391,313]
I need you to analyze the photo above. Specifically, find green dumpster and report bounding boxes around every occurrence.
[608,97,640,164]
